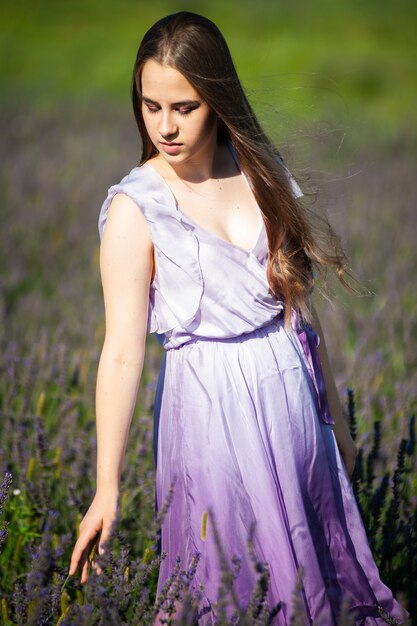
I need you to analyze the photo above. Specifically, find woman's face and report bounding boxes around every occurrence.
[140,60,218,166]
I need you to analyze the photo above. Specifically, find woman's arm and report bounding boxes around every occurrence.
[95,192,154,494]
[310,304,357,478]
[69,192,154,582]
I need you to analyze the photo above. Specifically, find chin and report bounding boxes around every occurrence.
[160,150,189,163]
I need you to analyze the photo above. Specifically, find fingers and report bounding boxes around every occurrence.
[91,524,112,576]
[69,516,116,583]
[69,535,88,576]
[69,532,100,581]
[97,523,112,555]
[70,527,113,582]
[81,550,90,584]
[80,536,100,584]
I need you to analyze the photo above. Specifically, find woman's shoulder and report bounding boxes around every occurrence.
[98,163,174,240]
[107,163,157,195]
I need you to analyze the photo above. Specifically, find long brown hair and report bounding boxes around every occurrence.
[131,11,350,328]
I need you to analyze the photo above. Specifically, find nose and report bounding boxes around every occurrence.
[158,110,178,139]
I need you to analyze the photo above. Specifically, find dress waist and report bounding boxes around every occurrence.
[162,312,285,351]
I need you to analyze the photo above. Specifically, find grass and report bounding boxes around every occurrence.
[1,0,416,146]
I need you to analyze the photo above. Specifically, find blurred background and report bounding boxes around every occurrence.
[0,0,416,621]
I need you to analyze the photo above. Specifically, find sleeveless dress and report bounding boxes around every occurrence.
[98,152,409,626]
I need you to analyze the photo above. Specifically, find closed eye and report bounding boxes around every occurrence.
[143,101,200,116]
[146,107,198,116]
[177,107,196,116]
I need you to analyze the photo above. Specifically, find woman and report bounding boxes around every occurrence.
[69,11,410,625]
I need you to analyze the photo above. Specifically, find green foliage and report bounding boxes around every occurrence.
[0,383,415,624]
[348,391,417,604]
[0,0,416,145]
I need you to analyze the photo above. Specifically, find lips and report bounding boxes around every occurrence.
[160,141,183,155]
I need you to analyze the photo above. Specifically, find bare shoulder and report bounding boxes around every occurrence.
[100,192,154,287]
[102,192,153,249]
[99,191,154,352]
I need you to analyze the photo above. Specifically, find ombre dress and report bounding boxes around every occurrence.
[98,153,409,626]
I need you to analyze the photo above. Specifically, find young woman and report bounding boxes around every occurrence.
[69,11,410,626]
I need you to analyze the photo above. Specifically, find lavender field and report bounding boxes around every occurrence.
[0,98,415,624]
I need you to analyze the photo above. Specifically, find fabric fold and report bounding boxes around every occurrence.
[98,166,204,334]
[291,309,336,426]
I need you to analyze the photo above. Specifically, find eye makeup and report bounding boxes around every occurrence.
[142,96,201,115]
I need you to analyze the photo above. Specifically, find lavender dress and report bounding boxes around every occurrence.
[98,153,409,625]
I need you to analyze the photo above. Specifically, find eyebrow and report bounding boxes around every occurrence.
[142,96,201,107]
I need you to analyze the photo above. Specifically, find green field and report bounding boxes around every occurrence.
[1,0,416,146]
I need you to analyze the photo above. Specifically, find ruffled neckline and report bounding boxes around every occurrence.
[140,146,266,258]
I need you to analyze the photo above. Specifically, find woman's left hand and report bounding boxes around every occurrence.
[332,419,358,479]
[308,305,358,480]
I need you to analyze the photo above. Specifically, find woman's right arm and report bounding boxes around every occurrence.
[69,192,154,583]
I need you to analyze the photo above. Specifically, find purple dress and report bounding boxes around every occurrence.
[98,155,409,625]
